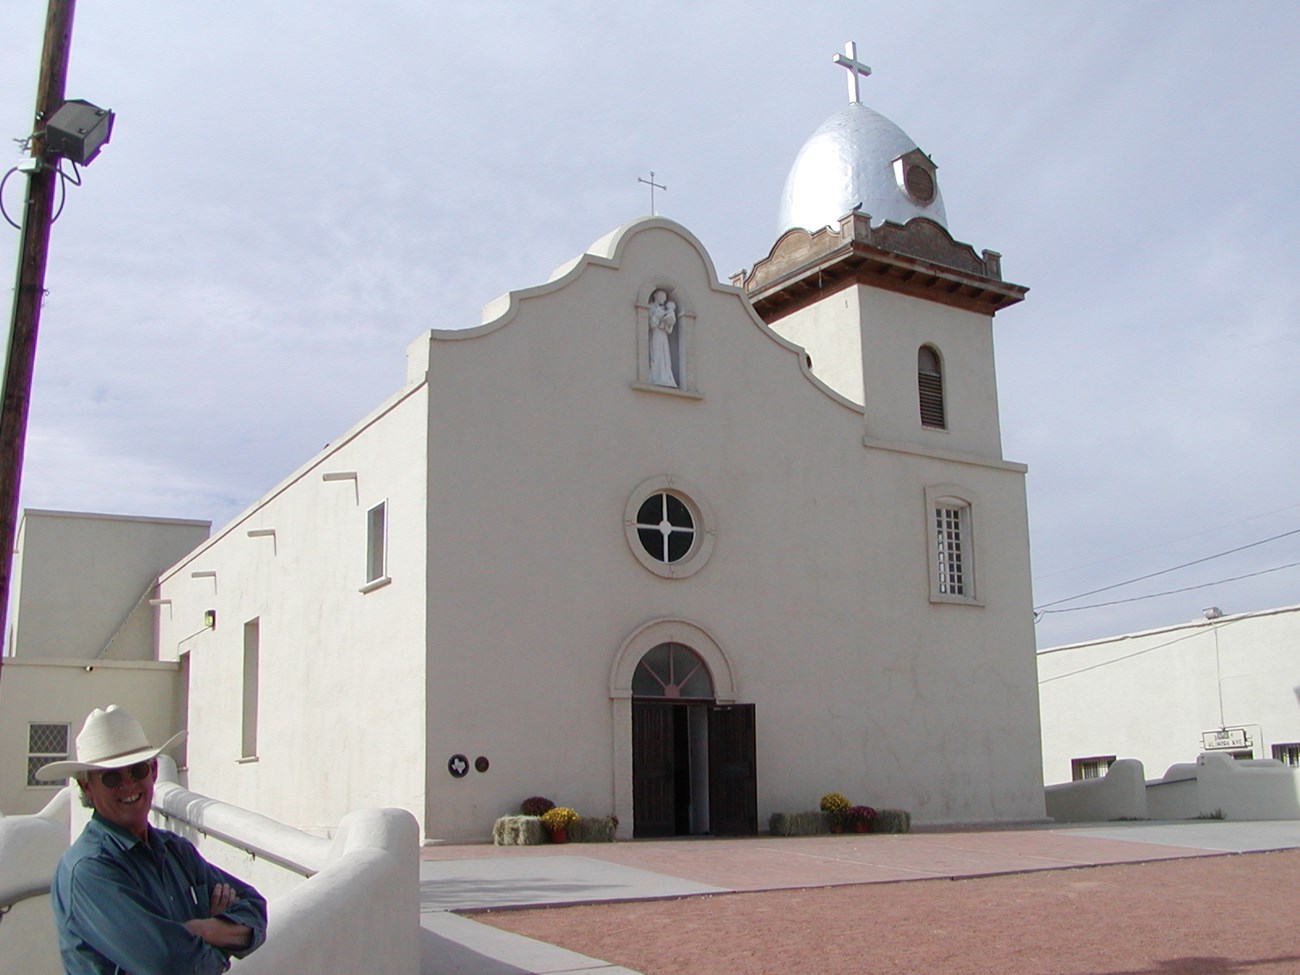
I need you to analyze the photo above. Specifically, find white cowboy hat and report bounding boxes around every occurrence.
[36,705,186,780]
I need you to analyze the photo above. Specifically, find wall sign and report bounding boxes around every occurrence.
[1201,728,1249,750]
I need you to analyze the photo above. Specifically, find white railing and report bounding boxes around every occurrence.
[0,786,71,975]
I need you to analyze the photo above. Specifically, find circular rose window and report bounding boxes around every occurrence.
[624,476,715,579]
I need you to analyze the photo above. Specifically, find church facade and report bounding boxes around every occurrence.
[18,48,1043,842]
[152,202,1043,841]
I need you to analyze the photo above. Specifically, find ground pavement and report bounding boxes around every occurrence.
[416,821,1300,975]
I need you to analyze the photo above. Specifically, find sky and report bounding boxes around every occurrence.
[2,1,1297,651]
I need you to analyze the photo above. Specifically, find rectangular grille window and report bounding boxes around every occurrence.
[1271,744,1300,767]
[1071,755,1116,781]
[935,507,965,596]
[28,722,69,786]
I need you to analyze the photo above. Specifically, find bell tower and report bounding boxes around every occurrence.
[736,42,1026,463]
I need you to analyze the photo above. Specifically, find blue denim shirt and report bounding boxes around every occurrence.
[51,813,267,975]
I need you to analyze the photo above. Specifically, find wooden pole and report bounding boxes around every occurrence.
[0,0,78,673]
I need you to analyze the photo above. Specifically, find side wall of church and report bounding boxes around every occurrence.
[410,220,1044,840]
[155,384,432,837]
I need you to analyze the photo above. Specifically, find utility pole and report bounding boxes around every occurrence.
[0,0,78,676]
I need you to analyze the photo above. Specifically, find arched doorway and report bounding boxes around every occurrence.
[630,642,756,838]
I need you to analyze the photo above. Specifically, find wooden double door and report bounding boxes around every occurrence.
[631,700,757,837]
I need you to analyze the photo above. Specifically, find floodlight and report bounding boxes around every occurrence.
[44,99,115,165]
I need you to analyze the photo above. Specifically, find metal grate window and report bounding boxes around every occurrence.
[28,723,69,786]
[1272,744,1300,767]
[1071,755,1116,781]
[935,506,965,596]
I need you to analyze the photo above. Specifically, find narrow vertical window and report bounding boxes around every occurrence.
[918,345,946,429]
[366,501,387,584]
[28,723,69,786]
[935,505,966,596]
[926,486,978,605]
[241,619,260,759]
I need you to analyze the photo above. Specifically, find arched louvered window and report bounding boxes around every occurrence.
[918,345,946,429]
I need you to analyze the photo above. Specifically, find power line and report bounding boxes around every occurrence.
[1035,559,1300,617]
[1033,528,1300,612]
[1037,627,1205,683]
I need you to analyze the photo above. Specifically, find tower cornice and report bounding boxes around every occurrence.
[738,211,1027,321]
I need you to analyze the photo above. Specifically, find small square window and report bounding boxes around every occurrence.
[28,722,69,786]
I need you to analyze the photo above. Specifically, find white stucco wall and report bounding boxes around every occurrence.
[5,510,209,660]
[407,218,1042,839]
[0,787,70,975]
[768,293,864,405]
[855,285,1005,458]
[1038,604,1300,785]
[0,659,182,815]
[155,385,430,837]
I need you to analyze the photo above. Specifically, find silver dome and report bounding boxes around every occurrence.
[778,102,947,235]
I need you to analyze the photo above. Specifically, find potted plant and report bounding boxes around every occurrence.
[819,792,850,833]
[846,804,877,833]
[520,796,555,817]
[540,806,579,843]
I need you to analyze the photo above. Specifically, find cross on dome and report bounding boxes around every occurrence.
[832,41,871,104]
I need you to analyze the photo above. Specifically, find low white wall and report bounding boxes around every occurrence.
[151,762,420,975]
[1045,754,1300,823]
[1194,753,1300,821]
[0,786,73,975]
[1044,759,1146,823]
[230,808,420,975]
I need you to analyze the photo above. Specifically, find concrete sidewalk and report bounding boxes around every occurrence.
[417,820,1300,975]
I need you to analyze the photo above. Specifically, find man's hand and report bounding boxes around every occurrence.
[182,883,251,949]
[208,883,237,917]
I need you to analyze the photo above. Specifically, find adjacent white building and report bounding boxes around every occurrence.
[1038,604,1300,785]
[0,510,208,814]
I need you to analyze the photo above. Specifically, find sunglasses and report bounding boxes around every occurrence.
[96,761,153,789]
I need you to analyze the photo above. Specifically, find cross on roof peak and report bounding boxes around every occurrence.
[832,41,871,105]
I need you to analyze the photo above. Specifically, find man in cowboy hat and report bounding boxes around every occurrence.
[38,705,267,974]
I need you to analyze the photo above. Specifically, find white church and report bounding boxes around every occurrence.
[3,48,1046,842]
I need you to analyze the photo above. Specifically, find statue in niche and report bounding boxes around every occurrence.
[647,288,678,387]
